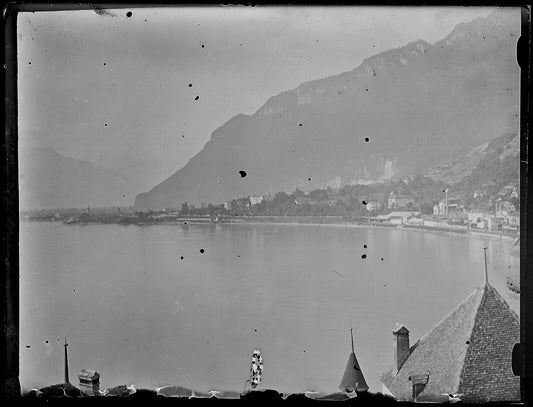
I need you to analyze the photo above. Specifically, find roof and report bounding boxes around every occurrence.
[78,370,99,379]
[339,352,369,392]
[381,284,520,403]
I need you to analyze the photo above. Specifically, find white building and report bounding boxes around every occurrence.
[249,195,264,206]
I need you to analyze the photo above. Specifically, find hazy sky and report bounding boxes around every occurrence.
[18,6,495,186]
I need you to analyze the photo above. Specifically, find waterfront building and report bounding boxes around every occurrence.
[380,283,520,402]
[365,201,381,211]
[250,195,264,206]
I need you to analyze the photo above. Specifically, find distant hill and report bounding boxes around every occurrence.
[19,147,148,210]
[135,9,519,210]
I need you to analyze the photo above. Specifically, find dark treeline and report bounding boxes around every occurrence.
[176,175,451,219]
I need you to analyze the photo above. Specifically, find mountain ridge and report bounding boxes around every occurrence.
[135,9,519,210]
[19,147,148,210]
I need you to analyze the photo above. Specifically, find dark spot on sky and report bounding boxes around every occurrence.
[144,19,147,22]
[237,255,241,258]
[104,123,108,127]
[303,350,306,353]
[361,254,367,259]
[195,96,199,100]
[200,249,205,254]
[362,200,367,205]
[29,62,31,65]
[184,222,187,225]
[201,44,205,48]
[443,189,446,193]
[126,11,132,18]
[365,137,369,142]
[466,340,470,344]
[188,83,192,87]
[73,289,76,292]
[254,329,257,332]
[103,62,106,66]
[180,256,184,260]
[381,258,384,261]
[365,89,368,92]
[299,123,302,127]
[46,340,49,343]
[308,178,311,181]
[363,244,367,248]
[182,135,185,138]
[239,170,247,178]
[123,195,125,198]
[26,345,31,348]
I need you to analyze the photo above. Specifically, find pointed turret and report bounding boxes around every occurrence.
[339,329,369,393]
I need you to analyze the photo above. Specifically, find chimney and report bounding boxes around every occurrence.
[393,323,410,372]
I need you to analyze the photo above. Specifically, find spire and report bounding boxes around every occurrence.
[339,329,369,393]
[483,246,489,286]
[64,337,70,384]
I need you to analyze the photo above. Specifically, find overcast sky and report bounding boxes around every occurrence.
[18,6,496,187]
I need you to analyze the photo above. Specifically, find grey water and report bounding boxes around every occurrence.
[19,221,519,394]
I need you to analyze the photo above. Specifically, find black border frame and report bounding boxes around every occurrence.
[2,3,531,405]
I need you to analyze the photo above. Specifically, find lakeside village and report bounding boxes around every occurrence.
[24,175,520,238]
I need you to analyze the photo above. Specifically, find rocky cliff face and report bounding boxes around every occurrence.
[135,9,519,210]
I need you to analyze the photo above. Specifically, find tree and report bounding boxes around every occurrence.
[181,202,189,216]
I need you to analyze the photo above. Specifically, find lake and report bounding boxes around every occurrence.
[19,221,519,395]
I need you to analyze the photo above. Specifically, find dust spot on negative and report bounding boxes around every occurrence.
[239,170,247,178]
[195,96,199,101]
[200,249,205,254]
[126,11,132,18]
[363,244,367,249]
[188,83,192,87]
[362,200,367,205]
[361,254,367,259]
[180,256,184,260]
[308,178,311,181]
[365,137,370,142]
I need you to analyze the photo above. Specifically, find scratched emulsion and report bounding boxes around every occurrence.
[19,221,518,394]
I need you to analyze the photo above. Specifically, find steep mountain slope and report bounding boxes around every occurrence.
[19,147,148,210]
[135,9,519,210]
[425,132,519,186]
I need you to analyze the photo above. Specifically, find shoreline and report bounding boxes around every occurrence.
[25,217,519,246]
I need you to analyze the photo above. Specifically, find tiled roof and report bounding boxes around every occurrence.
[381,284,520,402]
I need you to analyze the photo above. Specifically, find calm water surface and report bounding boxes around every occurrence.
[20,222,519,394]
